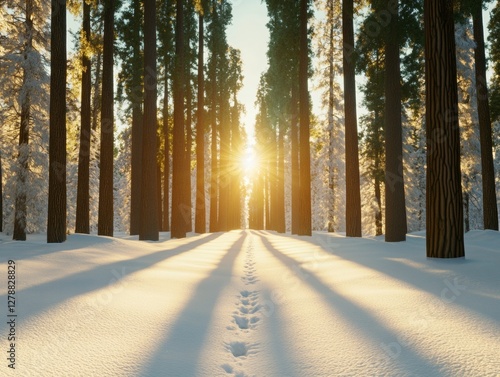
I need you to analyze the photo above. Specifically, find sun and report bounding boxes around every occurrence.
[240,147,258,177]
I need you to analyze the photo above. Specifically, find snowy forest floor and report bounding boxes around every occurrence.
[0,229,499,377]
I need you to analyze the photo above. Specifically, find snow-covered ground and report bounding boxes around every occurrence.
[0,229,499,377]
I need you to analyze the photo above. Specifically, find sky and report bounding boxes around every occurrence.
[226,0,269,141]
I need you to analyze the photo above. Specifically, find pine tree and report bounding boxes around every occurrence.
[98,0,115,237]
[298,0,312,236]
[47,0,67,243]
[140,0,159,240]
[472,1,498,230]
[13,0,35,241]
[171,0,187,239]
[424,0,465,258]
[195,4,206,234]
[75,0,92,234]
[383,0,407,241]
[343,0,362,237]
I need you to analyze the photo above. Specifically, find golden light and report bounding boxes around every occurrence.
[240,147,258,178]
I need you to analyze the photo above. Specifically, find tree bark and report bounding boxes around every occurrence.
[384,0,407,242]
[98,0,115,237]
[14,0,33,241]
[342,0,362,237]
[195,13,206,234]
[47,0,67,243]
[76,0,92,234]
[472,2,499,231]
[298,0,312,236]
[424,0,465,258]
[163,80,170,231]
[290,85,300,234]
[139,0,159,240]
[276,118,286,233]
[130,0,144,236]
[171,0,187,239]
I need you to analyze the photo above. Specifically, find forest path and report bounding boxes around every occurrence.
[1,230,499,376]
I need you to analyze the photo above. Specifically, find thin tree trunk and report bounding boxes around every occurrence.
[91,49,102,132]
[276,118,286,233]
[473,2,499,231]
[130,0,144,236]
[342,0,362,237]
[209,9,218,233]
[14,0,33,241]
[195,13,206,234]
[140,0,159,240]
[424,0,465,258]
[47,0,67,243]
[98,0,115,237]
[163,80,170,231]
[76,0,92,234]
[218,91,230,232]
[328,6,335,233]
[299,0,312,236]
[384,0,407,242]
[171,0,187,239]
[291,85,300,234]
[185,78,193,232]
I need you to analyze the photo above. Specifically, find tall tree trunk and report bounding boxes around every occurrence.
[209,10,218,233]
[473,2,499,231]
[47,0,67,243]
[342,0,362,237]
[276,118,286,233]
[185,78,193,232]
[163,80,170,231]
[171,0,187,239]
[195,13,206,234]
[130,0,144,236]
[14,0,33,241]
[384,0,407,242]
[299,0,312,236]
[290,85,300,234]
[140,0,159,240]
[98,0,115,237]
[328,8,335,233]
[218,91,230,232]
[424,0,465,258]
[76,0,92,234]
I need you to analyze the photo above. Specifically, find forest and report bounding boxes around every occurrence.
[1,0,500,259]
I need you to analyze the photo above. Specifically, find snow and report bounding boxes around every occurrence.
[1,229,499,376]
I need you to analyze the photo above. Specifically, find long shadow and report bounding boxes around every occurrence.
[311,232,500,323]
[2,233,224,322]
[142,231,247,377]
[0,233,119,262]
[256,232,440,376]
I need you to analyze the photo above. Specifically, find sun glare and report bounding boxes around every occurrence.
[241,147,258,177]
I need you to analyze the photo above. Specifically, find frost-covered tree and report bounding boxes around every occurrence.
[314,0,345,233]
[0,0,50,239]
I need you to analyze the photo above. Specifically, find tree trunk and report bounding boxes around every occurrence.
[276,118,286,233]
[139,0,159,240]
[195,13,206,234]
[290,85,300,234]
[163,80,170,231]
[473,2,499,231]
[424,0,465,258]
[209,7,218,233]
[130,0,144,236]
[98,0,115,237]
[76,0,92,234]
[342,0,362,237]
[298,0,312,236]
[47,0,67,243]
[14,0,33,241]
[171,0,187,239]
[384,0,407,242]
[328,9,335,233]
[185,77,193,233]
